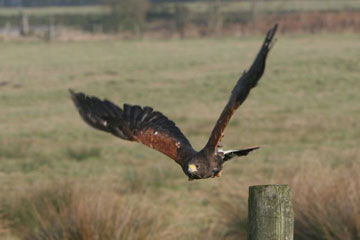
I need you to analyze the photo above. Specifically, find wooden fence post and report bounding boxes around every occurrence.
[18,8,29,36]
[251,0,257,25]
[45,16,55,42]
[248,184,294,240]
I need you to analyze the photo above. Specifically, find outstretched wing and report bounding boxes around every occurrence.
[70,90,196,165]
[203,24,278,153]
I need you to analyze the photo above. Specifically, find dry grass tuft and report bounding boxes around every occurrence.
[214,163,360,240]
[1,182,175,240]
[291,164,360,240]
[0,217,12,240]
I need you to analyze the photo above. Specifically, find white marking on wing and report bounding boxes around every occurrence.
[220,149,237,154]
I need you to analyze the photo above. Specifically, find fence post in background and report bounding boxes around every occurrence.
[18,7,29,36]
[248,185,294,240]
[213,0,223,35]
[45,16,55,42]
[251,0,257,25]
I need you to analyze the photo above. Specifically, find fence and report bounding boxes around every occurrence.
[1,0,360,39]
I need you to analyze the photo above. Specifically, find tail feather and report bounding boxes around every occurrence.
[222,146,260,162]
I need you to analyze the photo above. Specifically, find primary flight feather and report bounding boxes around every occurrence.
[70,24,278,181]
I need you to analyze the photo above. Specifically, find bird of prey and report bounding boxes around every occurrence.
[70,24,278,181]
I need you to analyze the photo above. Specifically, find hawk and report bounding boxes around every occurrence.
[70,24,278,181]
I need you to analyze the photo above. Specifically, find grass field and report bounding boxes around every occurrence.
[0,33,359,239]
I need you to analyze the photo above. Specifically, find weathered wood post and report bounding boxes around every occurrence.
[251,0,257,25]
[45,16,55,42]
[248,184,294,240]
[18,0,29,37]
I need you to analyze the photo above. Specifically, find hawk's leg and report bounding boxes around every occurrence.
[219,133,224,146]
[217,133,224,151]
[215,134,225,177]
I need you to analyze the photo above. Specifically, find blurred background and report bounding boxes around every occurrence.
[0,0,359,240]
[1,0,360,39]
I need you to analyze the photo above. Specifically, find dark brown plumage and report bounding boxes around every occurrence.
[70,24,278,180]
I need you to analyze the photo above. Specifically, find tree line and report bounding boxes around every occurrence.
[7,0,226,39]
[0,0,199,7]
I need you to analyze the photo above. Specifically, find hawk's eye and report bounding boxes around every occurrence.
[195,164,200,169]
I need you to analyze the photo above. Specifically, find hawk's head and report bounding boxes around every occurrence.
[185,154,223,180]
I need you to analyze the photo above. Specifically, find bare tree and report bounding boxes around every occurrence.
[174,3,191,39]
[104,0,149,38]
[207,0,223,36]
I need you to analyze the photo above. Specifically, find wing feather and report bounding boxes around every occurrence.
[203,24,278,153]
[70,90,195,164]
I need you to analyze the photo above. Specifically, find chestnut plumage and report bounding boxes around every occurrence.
[70,24,278,180]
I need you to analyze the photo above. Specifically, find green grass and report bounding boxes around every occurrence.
[0,33,359,239]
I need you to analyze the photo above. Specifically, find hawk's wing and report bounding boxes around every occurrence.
[70,90,196,165]
[203,24,278,153]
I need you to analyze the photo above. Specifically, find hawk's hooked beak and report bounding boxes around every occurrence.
[188,164,197,173]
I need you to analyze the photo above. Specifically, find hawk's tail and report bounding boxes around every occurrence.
[222,146,260,162]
